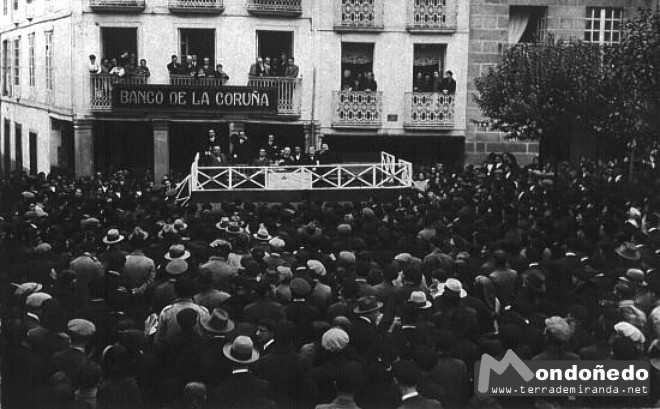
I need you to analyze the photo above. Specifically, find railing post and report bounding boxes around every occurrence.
[228,168,233,189]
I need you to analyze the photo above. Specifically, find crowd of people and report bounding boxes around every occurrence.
[166,55,230,84]
[341,70,378,92]
[413,71,456,94]
[200,131,336,168]
[249,54,300,78]
[88,51,151,80]
[2,151,660,409]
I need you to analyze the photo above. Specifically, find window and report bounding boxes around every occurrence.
[3,0,7,15]
[28,131,36,175]
[28,33,34,87]
[179,29,215,68]
[101,27,138,63]
[509,6,547,44]
[2,40,9,96]
[12,37,19,87]
[3,119,10,174]
[412,44,446,92]
[13,0,17,10]
[585,7,623,45]
[45,31,53,90]
[14,123,22,171]
[256,30,293,72]
[340,42,374,90]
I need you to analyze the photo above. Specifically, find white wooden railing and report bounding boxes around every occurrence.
[248,76,302,115]
[407,0,457,31]
[183,151,412,193]
[89,75,148,110]
[333,91,383,127]
[403,92,455,128]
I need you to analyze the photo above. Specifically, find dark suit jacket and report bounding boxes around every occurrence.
[397,395,444,409]
[350,317,381,362]
[50,347,90,385]
[253,345,317,409]
[212,371,275,409]
[285,64,300,78]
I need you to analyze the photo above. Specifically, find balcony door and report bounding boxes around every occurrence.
[180,29,215,66]
[412,44,445,91]
[257,31,293,64]
[340,42,374,90]
[101,27,138,63]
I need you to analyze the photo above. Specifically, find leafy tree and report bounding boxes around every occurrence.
[474,9,660,165]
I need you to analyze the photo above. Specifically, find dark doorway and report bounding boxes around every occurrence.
[14,123,22,172]
[323,135,464,167]
[180,29,215,66]
[94,121,153,176]
[3,119,10,174]
[101,27,138,61]
[50,119,75,175]
[257,31,293,62]
[170,122,229,178]
[29,131,37,175]
[244,123,305,154]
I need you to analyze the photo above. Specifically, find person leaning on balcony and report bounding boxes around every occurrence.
[284,57,299,78]
[264,57,272,76]
[214,64,229,85]
[198,57,214,79]
[432,71,442,92]
[422,74,433,92]
[88,54,102,75]
[167,55,182,76]
[134,59,151,78]
[359,72,378,92]
[249,57,265,77]
[440,71,456,95]
[341,69,353,91]
[100,58,111,75]
[413,72,424,92]
[108,59,125,78]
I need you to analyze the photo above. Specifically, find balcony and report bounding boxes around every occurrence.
[334,0,384,32]
[248,76,302,116]
[246,0,302,17]
[168,0,224,13]
[89,0,146,12]
[90,75,148,110]
[332,91,383,127]
[407,0,456,32]
[403,92,455,128]
[169,75,227,87]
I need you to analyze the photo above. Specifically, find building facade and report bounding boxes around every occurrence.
[465,0,650,165]
[0,0,470,180]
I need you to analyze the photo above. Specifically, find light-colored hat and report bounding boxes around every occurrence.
[407,291,432,309]
[253,225,273,241]
[436,278,467,298]
[223,336,259,364]
[201,308,235,335]
[14,282,43,296]
[25,292,52,308]
[103,229,125,245]
[545,316,572,343]
[307,260,327,277]
[165,259,189,276]
[321,328,350,352]
[165,244,191,261]
[67,318,96,337]
[620,268,648,287]
[615,321,646,344]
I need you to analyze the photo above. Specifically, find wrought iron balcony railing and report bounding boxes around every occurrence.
[246,0,302,16]
[89,0,146,12]
[334,0,384,31]
[403,92,455,128]
[169,75,227,87]
[248,76,302,116]
[407,0,457,32]
[90,75,148,110]
[168,0,224,13]
[332,91,383,127]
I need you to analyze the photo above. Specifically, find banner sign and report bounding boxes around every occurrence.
[112,84,277,112]
[266,171,313,190]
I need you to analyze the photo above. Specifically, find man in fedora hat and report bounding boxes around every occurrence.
[212,336,274,408]
[350,295,384,362]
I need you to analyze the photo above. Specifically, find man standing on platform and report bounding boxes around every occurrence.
[201,129,219,158]
[263,134,279,162]
[232,132,253,165]
[203,146,228,167]
[291,146,303,165]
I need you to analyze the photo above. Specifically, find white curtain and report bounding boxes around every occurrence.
[508,9,531,44]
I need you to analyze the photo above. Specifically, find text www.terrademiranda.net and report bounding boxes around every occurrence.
[490,385,649,395]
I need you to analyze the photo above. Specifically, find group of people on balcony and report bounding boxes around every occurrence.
[201,131,336,167]
[167,55,230,84]
[88,51,151,79]
[341,69,379,92]
[413,70,456,94]
[249,53,300,78]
